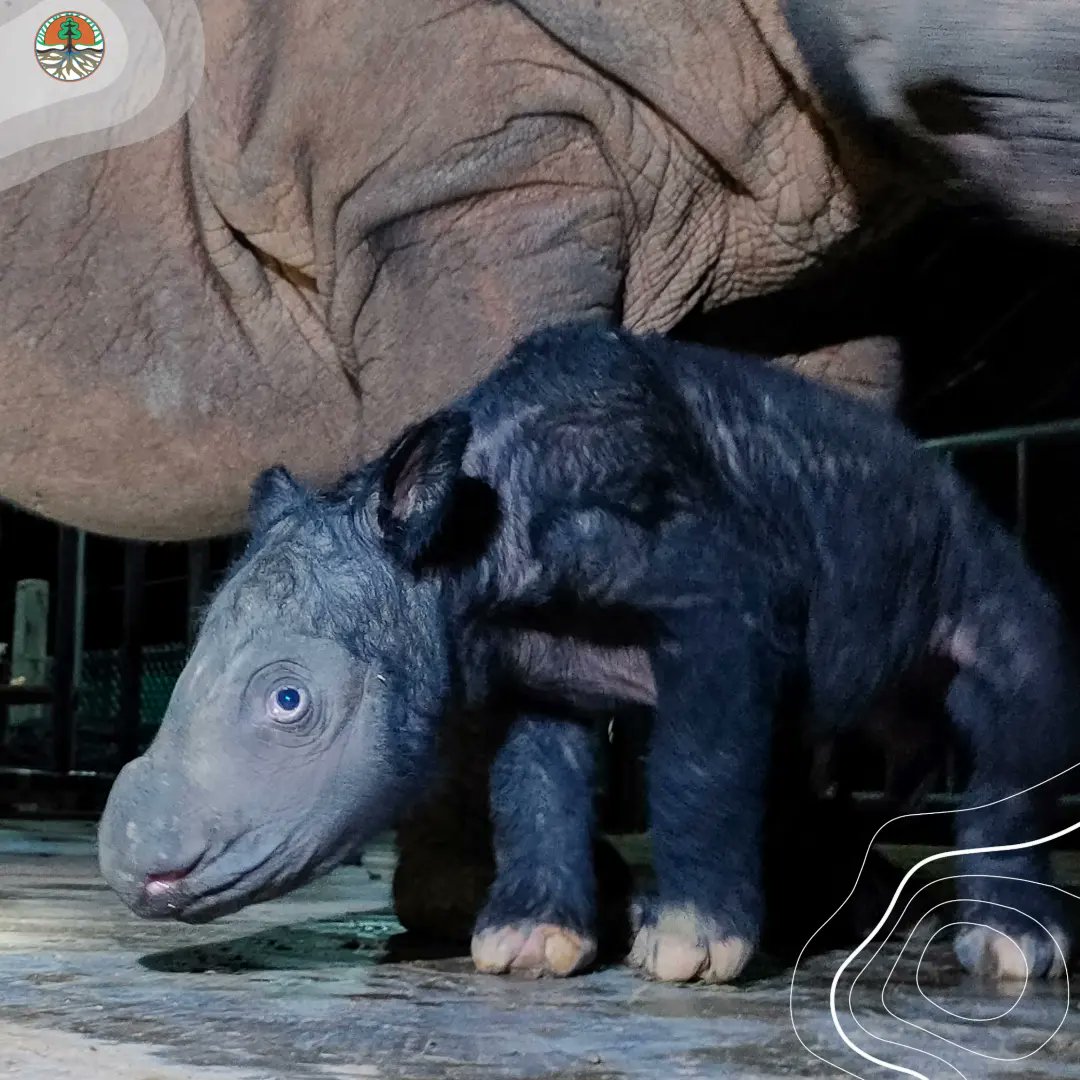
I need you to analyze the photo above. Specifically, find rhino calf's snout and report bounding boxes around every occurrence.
[98,755,214,914]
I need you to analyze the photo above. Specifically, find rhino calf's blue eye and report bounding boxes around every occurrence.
[277,687,301,711]
[267,684,310,723]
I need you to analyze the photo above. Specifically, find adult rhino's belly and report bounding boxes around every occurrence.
[0,306,365,541]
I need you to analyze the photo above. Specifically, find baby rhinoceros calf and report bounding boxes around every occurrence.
[99,322,1079,984]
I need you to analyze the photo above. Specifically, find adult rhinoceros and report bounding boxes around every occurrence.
[3,0,1079,937]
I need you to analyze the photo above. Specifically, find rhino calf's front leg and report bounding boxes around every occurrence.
[629,608,777,984]
[471,714,599,977]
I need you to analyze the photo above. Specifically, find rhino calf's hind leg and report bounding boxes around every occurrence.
[947,659,1074,980]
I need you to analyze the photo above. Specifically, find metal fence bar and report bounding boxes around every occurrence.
[187,541,210,648]
[1016,438,1028,542]
[51,527,79,774]
[73,530,86,691]
[921,417,1080,452]
[117,541,146,769]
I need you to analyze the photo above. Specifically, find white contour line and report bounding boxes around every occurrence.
[814,881,1068,1080]
[865,875,1073,1003]
[878,903,1067,1040]
[787,756,1080,1080]
[835,855,1078,1078]
[853,896,1068,1066]
[914,923,1026,1022]
[849,877,1075,1070]
[858,891,1042,1028]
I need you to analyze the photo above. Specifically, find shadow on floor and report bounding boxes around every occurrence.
[138,910,480,975]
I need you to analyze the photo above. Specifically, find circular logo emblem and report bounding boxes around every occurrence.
[36,11,105,82]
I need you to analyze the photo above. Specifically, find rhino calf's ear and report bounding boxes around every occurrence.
[249,465,305,535]
[376,411,472,567]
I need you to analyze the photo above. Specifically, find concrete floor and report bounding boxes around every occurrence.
[1,820,1079,1079]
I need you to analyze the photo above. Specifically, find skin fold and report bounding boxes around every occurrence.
[5,0,1080,539]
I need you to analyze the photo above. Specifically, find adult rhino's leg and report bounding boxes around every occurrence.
[675,252,908,410]
[783,0,1080,236]
[393,709,498,942]
[774,335,902,409]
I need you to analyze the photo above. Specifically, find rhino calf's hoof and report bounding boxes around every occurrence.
[954,923,1069,981]
[471,923,597,977]
[628,904,754,984]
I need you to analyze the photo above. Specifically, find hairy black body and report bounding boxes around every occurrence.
[99,323,1079,983]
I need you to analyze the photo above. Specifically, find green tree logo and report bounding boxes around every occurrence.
[58,16,82,52]
[35,11,105,81]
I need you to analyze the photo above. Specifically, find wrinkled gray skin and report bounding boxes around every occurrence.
[4,1,1080,541]
[10,0,1080,942]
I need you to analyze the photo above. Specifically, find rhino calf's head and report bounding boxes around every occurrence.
[98,413,474,922]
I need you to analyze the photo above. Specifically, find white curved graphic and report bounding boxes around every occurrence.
[0,0,203,192]
[790,763,1080,1079]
